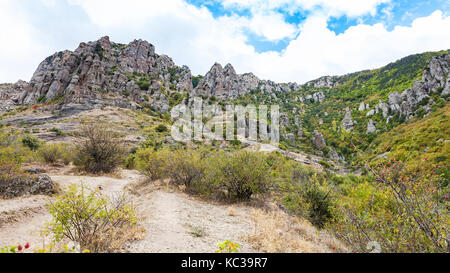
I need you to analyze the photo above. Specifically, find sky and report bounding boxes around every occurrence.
[0,0,449,84]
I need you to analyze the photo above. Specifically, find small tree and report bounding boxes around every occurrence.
[73,123,124,173]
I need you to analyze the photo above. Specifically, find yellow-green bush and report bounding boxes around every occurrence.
[204,150,271,201]
[44,184,138,253]
[166,149,207,191]
[136,147,172,180]
[329,160,449,253]
[38,143,72,165]
[0,130,31,180]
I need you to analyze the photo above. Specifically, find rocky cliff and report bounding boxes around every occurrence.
[1,36,307,114]
[193,63,301,100]
[361,54,449,131]
[3,36,193,114]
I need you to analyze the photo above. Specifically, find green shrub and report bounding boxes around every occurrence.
[155,124,168,133]
[204,151,271,201]
[38,143,72,165]
[136,148,172,180]
[50,128,64,136]
[44,184,138,252]
[124,154,137,170]
[331,161,449,253]
[21,134,42,151]
[0,131,29,180]
[73,123,125,173]
[166,149,206,191]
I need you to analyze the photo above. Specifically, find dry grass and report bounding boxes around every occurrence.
[90,224,146,253]
[245,209,348,253]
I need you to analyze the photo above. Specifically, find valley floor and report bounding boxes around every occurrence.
[0,168,257,253]
[0,166,343,253]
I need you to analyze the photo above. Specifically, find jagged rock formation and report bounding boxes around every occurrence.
[303,92,326,103]
[193,63,301,100]
[306,76,340,88]
[5,36,193,114]
[314,130,326,150]
[369,55,449,121]
[329,147,345,161]
[367,119,377,134]
[1,37,309,114]
[359,102,370,111]
[341,107,355,131]
[280,113,290,128]
[0,81,29,112]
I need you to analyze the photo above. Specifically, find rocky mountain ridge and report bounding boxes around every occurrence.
[0,36,306,115]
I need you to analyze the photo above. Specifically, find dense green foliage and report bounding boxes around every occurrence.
[231,50,450,163]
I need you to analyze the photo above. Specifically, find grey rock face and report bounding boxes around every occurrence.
[312,92,326,102]
[6,36,193,114]
[367,119,377,134]
[307,76,340,88]
[0,174,56,198]
[0,81,28,112]
[329,147,345,161]
[386,55,449,118]
[358,102,366,112]
[193,63,301,100]
[366,109,375,117]
[314,130,326,150]
[294,115,302,126]
[297,127,303,138]
[280,113,290,128]
[341,107,354,131]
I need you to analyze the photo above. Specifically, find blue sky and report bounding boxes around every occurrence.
[0,0,449,83]
[186,0,449,53]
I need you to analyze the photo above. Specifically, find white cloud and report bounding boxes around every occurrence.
[1,0,450,86]
[0,0,51,82]
[247,11,298,40]
[237,10,450,83]
[221,0,391,17]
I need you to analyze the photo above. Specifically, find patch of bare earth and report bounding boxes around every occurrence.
[126,187,257,253]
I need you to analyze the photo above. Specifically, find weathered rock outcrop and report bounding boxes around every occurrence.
[0,174,56,198]
[306,76,340,88]
[5,36,192,114]
[193,63,301,100]
[314,130,326,150]
[367,119,377,133]
[329,147,345,161]
[341,108,354,131]
[384,55,449,120]
[0,81,29,112]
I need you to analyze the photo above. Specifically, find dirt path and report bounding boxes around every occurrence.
[0,170,258,253]
[0,170,141,251]
[127,189,257,253]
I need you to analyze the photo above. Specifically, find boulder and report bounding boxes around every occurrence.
[367,119,377,134]
[314,130,326,150]
[0,174,56,198]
